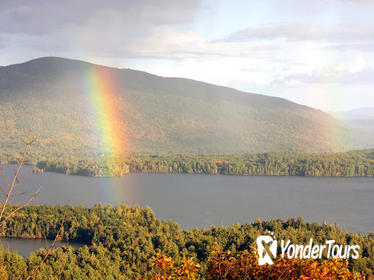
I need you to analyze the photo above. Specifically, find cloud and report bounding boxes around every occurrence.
[321,42,374,52]
[218,23,374,43]
[69,26,280,61]
[274,66,374,85]
[1,0,374,95]
[347,0,374,3]
[0,0,211,61]
[0,0,199,34]
[0,5,280,62]
[2,1,374,63]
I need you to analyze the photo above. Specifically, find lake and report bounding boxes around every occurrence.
[2,165,374,234]
[0,237,83,258]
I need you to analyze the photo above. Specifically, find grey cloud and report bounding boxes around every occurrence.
[0,0,204,60]
[0,10,281,61]
[0,0,199,34]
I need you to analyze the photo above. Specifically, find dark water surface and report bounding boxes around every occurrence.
[0,237,83,258]
[3,165,374,234]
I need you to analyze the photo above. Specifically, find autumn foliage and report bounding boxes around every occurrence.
[141,254,200,280]
[207,247,364,280]
[144,247,365,280]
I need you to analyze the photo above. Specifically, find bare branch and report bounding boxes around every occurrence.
[1,172,11,190]
[0,185,30,200]
[0,185,41,234]
[0,185,8,199]
[8,189,30,198]
[0,142,30,222]
[0,122,65,280]
[25,212,66,280]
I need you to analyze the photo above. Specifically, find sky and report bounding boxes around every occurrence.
[1,0,374,111]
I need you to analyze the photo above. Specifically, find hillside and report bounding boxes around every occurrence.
[0,57,372,159]
[330,108,374,148]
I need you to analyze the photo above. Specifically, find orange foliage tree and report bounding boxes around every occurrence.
[140,254,200,280]
[143,247,365,280]
[207,247,364,280]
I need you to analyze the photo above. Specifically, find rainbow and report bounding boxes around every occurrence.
[84,66,130,159]
[82,65,139,204]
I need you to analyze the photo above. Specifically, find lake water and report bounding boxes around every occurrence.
[0,237,83,258]
[2,165,374,234]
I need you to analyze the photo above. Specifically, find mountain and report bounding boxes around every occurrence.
[330,108,374,148]
[0,57,373,159]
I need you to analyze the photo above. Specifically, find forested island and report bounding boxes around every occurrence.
[0,204,373,279]
[3,149,373,177]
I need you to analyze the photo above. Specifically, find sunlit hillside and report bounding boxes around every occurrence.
[1,57,373,160]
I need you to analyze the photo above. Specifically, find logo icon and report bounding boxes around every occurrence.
[256,232,359,265]
[257,233,277,265]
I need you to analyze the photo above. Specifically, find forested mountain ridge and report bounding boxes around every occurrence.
[0,57,373,160]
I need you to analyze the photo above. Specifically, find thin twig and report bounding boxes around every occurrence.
[0,186,41,234]
[1,172,11,190]
[25,212,66,280]
[0,185,8,198]
[0,142,30,221]
[0,186,31,199]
